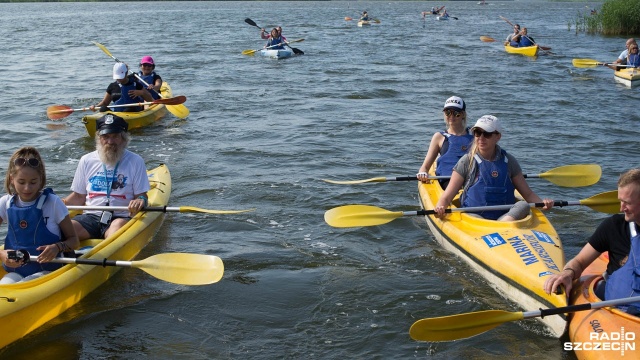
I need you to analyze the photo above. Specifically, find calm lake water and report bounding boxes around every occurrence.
[0,1,638,359]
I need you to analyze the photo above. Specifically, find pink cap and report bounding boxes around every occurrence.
[140,55,154,65]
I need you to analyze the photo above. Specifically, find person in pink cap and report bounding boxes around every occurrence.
[137,56,163,100]
[417,96,473,189]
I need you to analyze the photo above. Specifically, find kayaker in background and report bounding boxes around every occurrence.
[62,114,150,241]
[417,96,473,189]
[137,56,163,100]
[261,26,286,41]
[0,147,79,284]
[264,28,286,50]
[607,39,638,70]
[544,168,640,314]
[433,115,554,221]
[90,62,154,113]
[360,11,369,21]
[516,28,536,47]
[505,24,521,45]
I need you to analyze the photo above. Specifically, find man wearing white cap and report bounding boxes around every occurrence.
[91,63,153,112]
[433,115,554,221]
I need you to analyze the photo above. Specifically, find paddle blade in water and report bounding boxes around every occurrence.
[410,310,524,342]
[47,105,74,120]
[324,204,403,228]
[242,49,258,56]
[480,36,496,42]
[133,253,224,285]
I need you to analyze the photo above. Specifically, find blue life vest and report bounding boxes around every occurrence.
[605,222,640,311]
[3,188,62,277]
[509,40,520,47]
[519,36,534,47]
[462,150,516,220]
[137,72,161,99]
[628,54,640,68]
[435,130,473,177]
[267,36,285,50]
[112,77,144,110]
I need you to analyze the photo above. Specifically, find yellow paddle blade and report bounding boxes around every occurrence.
[133,253,224,285]
[373,19,381,24]
[580,190,619,214]
[93,41,114,58]
[480,36,496,42]
[178,206,255,214]
[410,310,524,342]
[537,164,601,187]
[166,104,190,119]
[572,58,603,68]
[322,177,387,184]
[324,205,403,228]
[242,49,258,56]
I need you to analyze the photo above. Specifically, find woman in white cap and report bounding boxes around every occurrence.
[137,56,163,100]
[433,115,554,221]
[417,96,473,189]
[91,63,153,113]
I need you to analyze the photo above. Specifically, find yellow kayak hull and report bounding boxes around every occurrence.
[505,44,539,57]
[82,82,173,136]
[614,68,640,88]
[568,253,640,359]
[418,179,568,337]
[0,164,171,350]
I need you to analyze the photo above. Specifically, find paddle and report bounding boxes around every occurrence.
[244,18,304,55]
[242,38,304,56]
[572,58,635,68]
[66,205,254,215]
[409,295,640,342]
[47,96,187,120]
[480,36,496,42]
[324,190,619,228]
[322,164,602,187]
[92,41,190,119]
[29,252,224,285]
[499,16,551,51]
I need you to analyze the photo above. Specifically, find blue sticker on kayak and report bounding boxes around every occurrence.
[532,230,556,246]
[482,233,506,248]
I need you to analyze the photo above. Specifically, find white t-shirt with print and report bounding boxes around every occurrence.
[70,150,150,217]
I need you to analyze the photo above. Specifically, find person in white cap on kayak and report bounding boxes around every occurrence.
[433,115,554,221]
[91,62,153,113]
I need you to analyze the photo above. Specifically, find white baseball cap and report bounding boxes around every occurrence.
[113,63,128,80]
[472,115,503,133]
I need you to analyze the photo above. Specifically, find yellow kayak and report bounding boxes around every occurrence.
[568,253,640,359]
[82,82,173,136]
[417,178,568,337]
[0,164,171,350]
[614,68,640,88]
[505,44,539,57]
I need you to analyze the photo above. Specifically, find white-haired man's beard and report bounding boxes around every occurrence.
[96,138,125,166]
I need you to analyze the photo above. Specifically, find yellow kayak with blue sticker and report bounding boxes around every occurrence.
[417,176,568,337]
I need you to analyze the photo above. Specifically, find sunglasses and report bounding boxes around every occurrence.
[14,157,40,168]
[444,110,462,118]
[473,129,498,138]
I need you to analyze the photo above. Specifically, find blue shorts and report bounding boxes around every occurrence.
[73,213,130,239]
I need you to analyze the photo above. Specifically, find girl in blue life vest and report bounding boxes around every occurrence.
[518,28,535,47]
[137,56,163,100]
[265,28,285,50]
[0,147,79,284]
[417,96,473,189]
[432,115,555,221]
